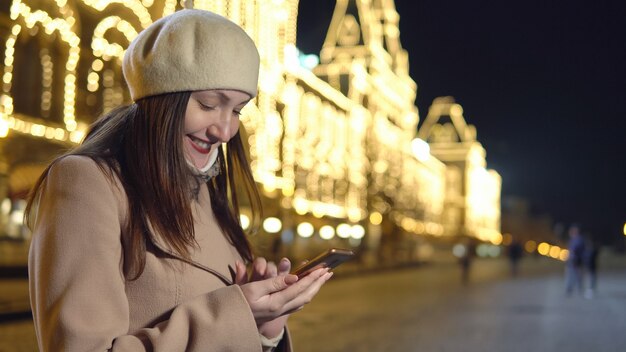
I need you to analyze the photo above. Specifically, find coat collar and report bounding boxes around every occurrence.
[144,183,235,286]
[146,227,234,286]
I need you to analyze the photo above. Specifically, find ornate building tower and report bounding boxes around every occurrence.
[313,0,446,243]
[418,97,501,243]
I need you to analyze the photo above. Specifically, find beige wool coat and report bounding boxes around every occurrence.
[28,155,291,351]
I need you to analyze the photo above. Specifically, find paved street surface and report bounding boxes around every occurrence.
[1,254,625,351]
[289,255,626,352]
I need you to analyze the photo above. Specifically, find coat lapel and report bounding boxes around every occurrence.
[144,185,236,287]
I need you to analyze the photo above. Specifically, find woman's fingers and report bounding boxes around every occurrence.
[265,261,278,279]
[234,260,248,285]
[241,267,333,325]
[264,268,329,310]
[277,258,291,275]
[280,270,333,313]
[283,304,305,316]
[243,273,298,301]
[250,257,268,282]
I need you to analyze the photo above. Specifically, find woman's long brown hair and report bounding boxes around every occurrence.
[25,92,260,280]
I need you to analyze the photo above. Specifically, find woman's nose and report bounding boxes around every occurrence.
[206,114,232,143]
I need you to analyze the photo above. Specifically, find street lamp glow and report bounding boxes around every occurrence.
[297,222,314,238]
[319,225,335,240]
[263,217,282,233]
[623,222,626,236]
[537,242,550,256]
[549,246,561,259]
[369,211,383,225]
[239,214,250,230]
[453,244,467,258]
[336,223,352,238]
[488,245,501,258]
[491,232,503,245]
[524,240,537,253]
[0,118,9,138]
[559,249,569,261]
[351,224,365,239]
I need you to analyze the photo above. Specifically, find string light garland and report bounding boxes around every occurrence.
[0,0,500,242]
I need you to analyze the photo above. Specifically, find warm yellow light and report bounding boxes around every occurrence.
[369,211,382,225]
[623,222,626,236]
[336,223,351,238]
[450,104,463,117]
[312,208,324,218]
[4,0,461,240]
[491,233,503,245]
[263,217,282,234]
[319,225,335,240]
[411,138,430,162]
[87,71,99,84]
[296,222,314,238]
[282,186,294,197]
[414,221,425,234]
[348,208,362,222]
[426,222,438,235]
[11,24,21,36]
[263,183,276,194]
[351,224,365,239]
[0,118,8,138]
[401,217,414,232]
[54,128,65,140]
[537,242,550,256]
[69,130,84,144]
[0,198,10,215]
[65,119,77,132]
[524,240,537,253]
[373,160,388,174]
[91,59,104,72]
[240,214,250,230]
[549,246,561,259]
[83,0,152,28]
[2,73,12,84]
[44,127,55,139]
[559,249,569,262]
[30,124,45,137]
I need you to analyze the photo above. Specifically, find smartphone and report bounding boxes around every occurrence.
[291,248,355,278]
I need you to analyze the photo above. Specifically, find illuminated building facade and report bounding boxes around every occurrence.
[314,0,446,236]
[417,97,502,244]
[0,0,499,263]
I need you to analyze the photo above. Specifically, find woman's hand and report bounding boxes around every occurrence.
[250,257,293,338]
[235,257,333,338]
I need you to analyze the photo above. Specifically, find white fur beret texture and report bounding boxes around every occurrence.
[123,9,260,101]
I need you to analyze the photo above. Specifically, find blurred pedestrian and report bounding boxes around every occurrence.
[455,238,474,285]
[564,224,585,296]
[507,239,523,277]
[584,238,600,299]
[25,9,332,351]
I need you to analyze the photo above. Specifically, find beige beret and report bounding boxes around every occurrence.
[123,9,260,101]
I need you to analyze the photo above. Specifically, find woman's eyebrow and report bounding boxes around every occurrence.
[236,98,251,107]
[208,91,251,106]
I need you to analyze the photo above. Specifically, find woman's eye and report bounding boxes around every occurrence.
[199,103,215,111]
[233,110,242,116]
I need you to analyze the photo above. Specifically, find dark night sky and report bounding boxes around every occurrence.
[296,0,626,243]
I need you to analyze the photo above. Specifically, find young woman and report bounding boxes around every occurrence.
[26,9,332,351]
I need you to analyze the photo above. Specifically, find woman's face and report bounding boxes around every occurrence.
[183,89,251,169]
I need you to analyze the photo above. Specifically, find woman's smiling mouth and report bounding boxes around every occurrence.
[187,135,213,153]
